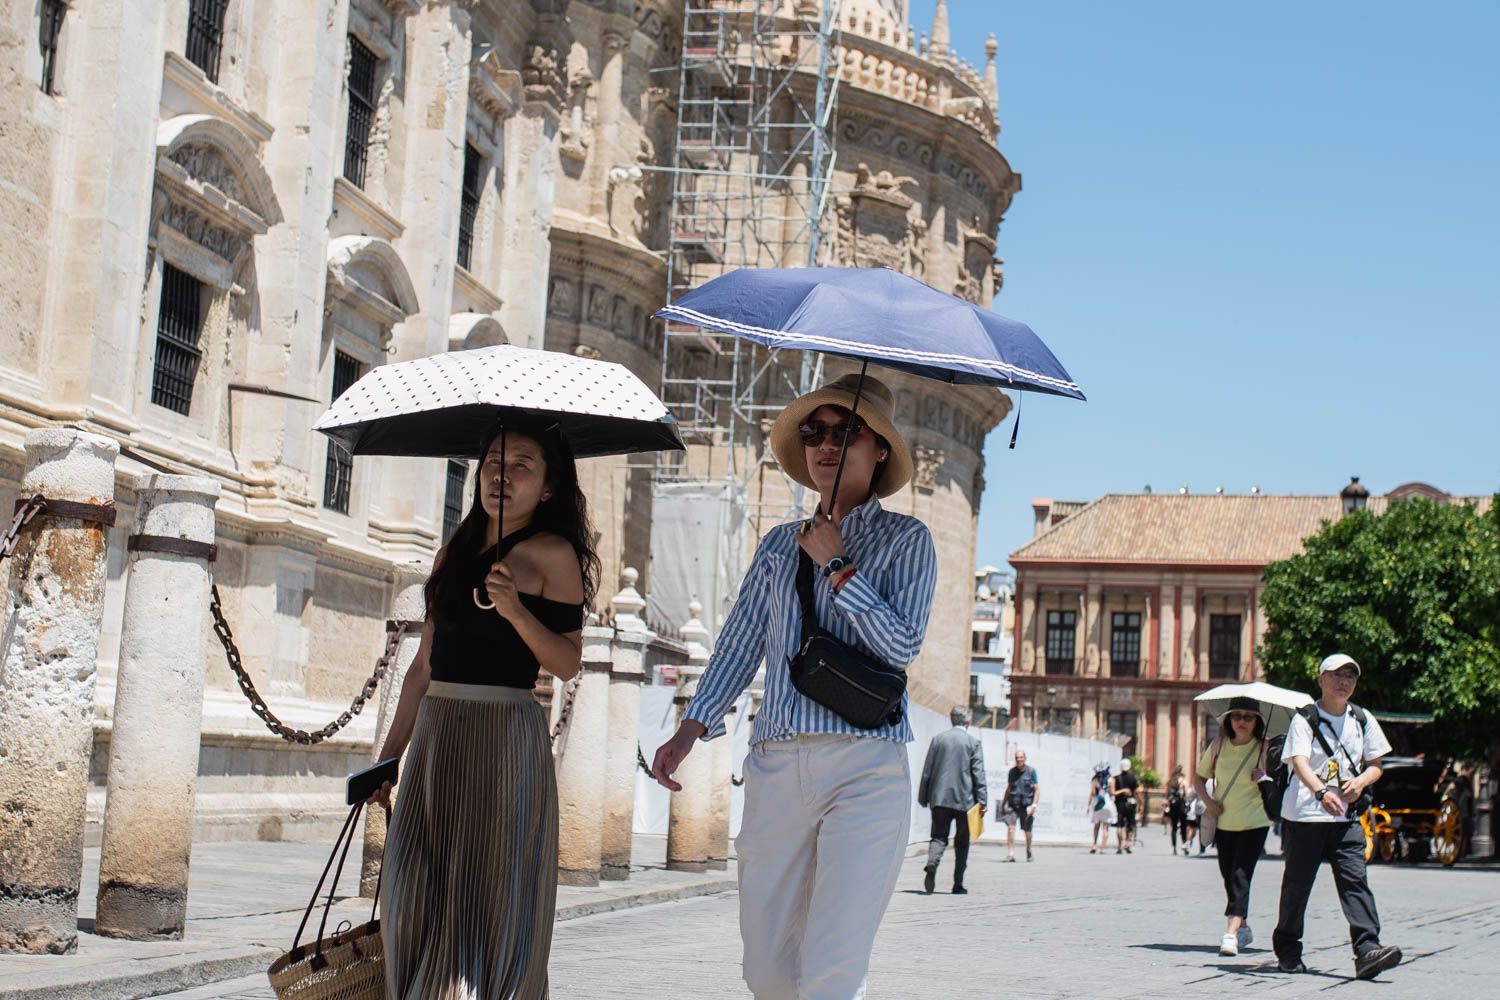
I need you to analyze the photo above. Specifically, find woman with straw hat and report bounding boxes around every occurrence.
[653,372,936,999]
[1194,695,1273,957]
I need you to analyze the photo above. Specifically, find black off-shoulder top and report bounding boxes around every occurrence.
[428,525,585,689]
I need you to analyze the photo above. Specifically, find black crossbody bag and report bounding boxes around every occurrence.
[787,549,906,730]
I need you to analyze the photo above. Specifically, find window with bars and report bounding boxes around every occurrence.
[442,460,468,542]
[343,35,378,188]
[150,264,206,415]
[39,0,66,95]
[1044,610,1076,675]
[1110,611,1141,677]
[322,351,363,513]
[1106,710,1138,756]
[1209,614,1242,680]
[185,0,230,83]
[456,144,481,270]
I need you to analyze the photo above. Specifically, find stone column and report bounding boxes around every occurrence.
[94,475,220,939]
[601,571,650,880]
[1158,584,1176,679]
[1154,699,1171,776]
[1084,583,1102,676]
[1178,584,1197,680]
[555,627,612,886]
[360,563,428,897]
[1018,584,1036,674]
[0,429,118,954]
[666,662,714,873]
[682,603,730,870]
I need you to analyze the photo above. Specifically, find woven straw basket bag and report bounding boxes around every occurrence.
[267,803,386,1000]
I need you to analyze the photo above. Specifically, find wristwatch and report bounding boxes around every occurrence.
[822,556,849,578]
[1314,787,1330,801]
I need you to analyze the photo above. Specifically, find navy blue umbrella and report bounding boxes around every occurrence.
[656,266,1084,400]
[657,266,1084,509]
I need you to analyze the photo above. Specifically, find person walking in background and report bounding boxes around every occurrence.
[1166,765,1191,855]
[1273,654,1403,980]
[652,374,936,999]
[1184,784,1204,854]
[1194,697,1272,957]
[1111,758,1140,854]
[918,706,988,894]
[1088,763,1114,854]
[1001,749,1040,862]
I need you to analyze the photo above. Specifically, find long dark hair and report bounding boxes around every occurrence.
[423,419,600,618]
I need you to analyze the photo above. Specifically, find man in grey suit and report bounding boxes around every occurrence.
[918,706,988,894]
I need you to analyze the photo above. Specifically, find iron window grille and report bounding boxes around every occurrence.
[322,351,363,513]
[442,460,468,542]
[1208,613,1242,680]
[456,144,481,270]
[150,264,206,415]
[343,35,378,188]
[185,0,229,83]
[39,0,66,95]
[1110,611,1142,677]
[1106,710,1138,756]
[1044,610,1077,675]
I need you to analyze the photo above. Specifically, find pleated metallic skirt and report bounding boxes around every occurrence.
[381,681,558,1000]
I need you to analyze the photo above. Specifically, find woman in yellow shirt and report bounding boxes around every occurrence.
[1195,696,1271,957]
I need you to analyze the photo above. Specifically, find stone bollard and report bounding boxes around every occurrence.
[360,562,428,897]
[0,428,118,954]
[554,625,612,886]
[707,704,735,871]
[95,475,220,940]
[601,569,650,880]
[666,661,714,873]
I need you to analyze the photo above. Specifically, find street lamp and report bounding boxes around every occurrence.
[1341,476,1369,515]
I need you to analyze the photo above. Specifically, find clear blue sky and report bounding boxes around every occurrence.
[910,2,1500,566]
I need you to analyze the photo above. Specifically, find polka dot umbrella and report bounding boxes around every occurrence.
[314,343,683,607]
[313,343,684,460]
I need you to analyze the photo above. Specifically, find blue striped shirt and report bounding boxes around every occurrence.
[684,496,937,746]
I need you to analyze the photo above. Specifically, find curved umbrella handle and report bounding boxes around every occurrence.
[473,587,496,610]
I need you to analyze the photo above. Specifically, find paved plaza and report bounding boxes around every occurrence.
[128,825,1499,999]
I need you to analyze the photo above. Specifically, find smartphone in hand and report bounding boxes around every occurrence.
[347,757,398,806]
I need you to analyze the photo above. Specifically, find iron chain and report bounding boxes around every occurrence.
[550,676,579,748]
[0,494,47,561]
[209,584,408,745]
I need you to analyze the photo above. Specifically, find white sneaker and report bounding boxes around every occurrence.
[1237,925,1254,949]
[1219,933,1238,957]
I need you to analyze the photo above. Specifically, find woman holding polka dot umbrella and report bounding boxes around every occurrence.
[313,343,681,997]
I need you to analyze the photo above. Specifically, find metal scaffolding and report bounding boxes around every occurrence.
[647,0,842,635]
[658,0,840,492]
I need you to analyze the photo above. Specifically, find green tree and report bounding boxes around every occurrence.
[1259,495,1500,760]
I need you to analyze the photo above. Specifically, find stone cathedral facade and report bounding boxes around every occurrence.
[0,0,1021,838]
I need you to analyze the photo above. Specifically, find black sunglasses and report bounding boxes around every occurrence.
[799,417,865,448]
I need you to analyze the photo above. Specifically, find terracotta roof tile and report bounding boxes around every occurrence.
[1010,493,1493,565]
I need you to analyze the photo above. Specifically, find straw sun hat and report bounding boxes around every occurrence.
[768,373,914,499]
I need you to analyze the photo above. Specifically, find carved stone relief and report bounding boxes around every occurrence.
[169,144,247,203]
[547,276,577,319]
[913,444,943,493]
[833,162,927,274]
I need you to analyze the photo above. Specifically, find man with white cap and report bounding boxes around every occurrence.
[1273,653,1403,980]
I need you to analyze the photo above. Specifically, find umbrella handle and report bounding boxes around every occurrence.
[821,360,869,520]
[472,426,506,612]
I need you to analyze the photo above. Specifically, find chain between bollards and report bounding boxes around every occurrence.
[1,494,116,561]
[209,584,408,745]
[551,676,579,748]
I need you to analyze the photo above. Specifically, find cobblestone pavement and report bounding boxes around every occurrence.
[153,827,1498,998]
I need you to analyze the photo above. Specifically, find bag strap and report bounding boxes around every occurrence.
[290,802,363,957]
[795,545,820,644]
[1311,712,1364,780]
[1212,738,1258,803]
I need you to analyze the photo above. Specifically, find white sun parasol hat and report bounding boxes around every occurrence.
[1194,681,1313,740]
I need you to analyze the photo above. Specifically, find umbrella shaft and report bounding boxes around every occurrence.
[822,361,869,520]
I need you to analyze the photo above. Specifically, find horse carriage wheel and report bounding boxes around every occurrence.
[1433,800,1463,867]
[1377,830,1398,863]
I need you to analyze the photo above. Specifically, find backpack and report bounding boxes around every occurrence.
[1261,702,1368,821]
[1091,767,1112,810]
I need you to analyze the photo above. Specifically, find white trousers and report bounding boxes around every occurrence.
[736,734,911,1000]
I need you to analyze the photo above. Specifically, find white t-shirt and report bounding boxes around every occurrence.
[1280,703,1392,823]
